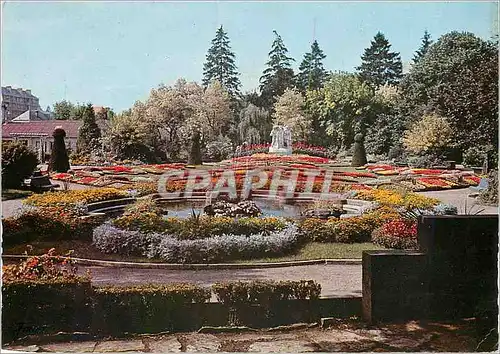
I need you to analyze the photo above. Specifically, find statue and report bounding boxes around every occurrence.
[269,125,292,155]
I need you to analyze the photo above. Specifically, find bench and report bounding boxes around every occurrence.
[469,178,488,196]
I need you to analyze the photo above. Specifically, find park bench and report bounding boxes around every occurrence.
[468,177,488,196]
[28,171,60,193]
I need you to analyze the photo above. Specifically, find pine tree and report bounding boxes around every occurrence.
[412,30,433,64]
[259,30,295,109]
[296,40,327,92]
[77,103,101,153]
[202,26,241,97]
[356,32,403,87]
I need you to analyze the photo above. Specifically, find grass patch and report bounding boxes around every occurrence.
[2,189,33,201]
[234,242,387,263]
[3,241,387,264]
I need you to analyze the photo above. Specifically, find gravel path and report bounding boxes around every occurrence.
[80,264,362,297]
[417,188,497,214]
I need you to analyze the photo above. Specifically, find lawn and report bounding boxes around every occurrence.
[3,240,387,264]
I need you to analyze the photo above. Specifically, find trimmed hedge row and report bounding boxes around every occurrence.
[2,279,322,341]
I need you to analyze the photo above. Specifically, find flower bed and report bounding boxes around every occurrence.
[93,222,300,263]
[372,219,418,250]
[24,188,128,208]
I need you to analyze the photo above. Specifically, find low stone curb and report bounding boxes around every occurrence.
[2,255,361,269]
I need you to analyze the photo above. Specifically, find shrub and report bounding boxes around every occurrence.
[1,141,39,188]
[372,219,418,250]
[93,283,211,334]
[93,223,299,263]
[2,206,102,246]
[24,188,128,208]
[203,135,233,161]
[213,280,321,306]
[355,189,439,210]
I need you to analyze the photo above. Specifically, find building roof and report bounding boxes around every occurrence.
[2,120,82,139]
[2,86,38,100]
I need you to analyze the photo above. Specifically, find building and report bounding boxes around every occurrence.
[1,86,52,122]
[2,120,82,161]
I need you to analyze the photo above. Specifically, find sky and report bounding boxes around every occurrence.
[2,1,497,113]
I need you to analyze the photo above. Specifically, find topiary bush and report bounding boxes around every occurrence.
[1,141,39,188]
[351,133,367,167]
[49,127,70,173]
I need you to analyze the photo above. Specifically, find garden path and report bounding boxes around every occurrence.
[417,189,497,214]
[79,264,362,298]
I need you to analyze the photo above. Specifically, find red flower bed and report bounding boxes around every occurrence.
[417,177,452,188]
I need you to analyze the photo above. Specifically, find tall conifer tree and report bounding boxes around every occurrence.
[259,30,295,109]
[356,32,403,87]
[202,26,241,97]
[297,40,327,92]
[412,30,433,64]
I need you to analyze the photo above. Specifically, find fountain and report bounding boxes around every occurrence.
[269,125,292,155]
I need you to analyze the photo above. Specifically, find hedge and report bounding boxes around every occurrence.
[2,279,323,341]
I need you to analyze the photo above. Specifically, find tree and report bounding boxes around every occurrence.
[106,109,156,162]
[259,30,295,108]
[412,30,433,64]
[400,31,498,156]
[70,104,87,120]
[356,32,403,87]
[77,103,101,154]
[53,100,75,120]
[48,127,70,173]
[403,113,453,156]
[183,81,232,164]
[296,40,327,92]
[238,103,271,144]
[202,26,241,98]
[306,72,376,150]
[272,88,311,141]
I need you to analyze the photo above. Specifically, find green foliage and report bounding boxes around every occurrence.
[49,128,70,173]
[238,103,271,144]
[107,109,156,163]
[113,211,287,240]
[356,32,403,87]
[351,133,367,167]
[259,31,295,109]
[202,26,241,97]
[1,141,39,188]
[412,30,433,64]
[77,103,102,154]
[52,100,75,120]
[213,280,321,306]
[306,72,376,150]
[400,31,498,154]
[296,40,327,92]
